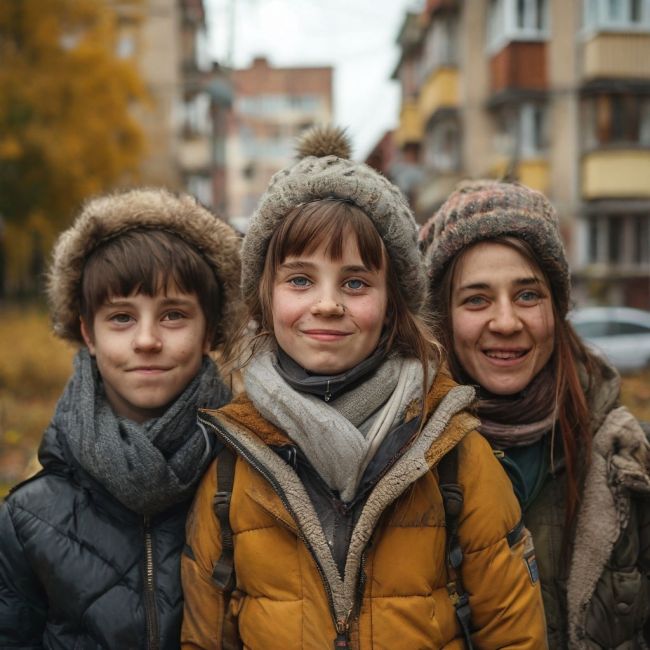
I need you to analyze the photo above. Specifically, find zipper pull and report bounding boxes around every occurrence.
[324,380,332,402]
[333,630,349,649]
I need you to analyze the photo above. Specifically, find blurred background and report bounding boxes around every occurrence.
[1,0,649,496]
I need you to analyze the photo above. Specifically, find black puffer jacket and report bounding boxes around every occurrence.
[0,424,207,649]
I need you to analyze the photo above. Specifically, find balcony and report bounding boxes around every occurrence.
[582,150,650,199]
[489,157,550,194]
[418,67,458,124]
[395,99,423,148]
[582,33,650,81]
[490,41,547,96]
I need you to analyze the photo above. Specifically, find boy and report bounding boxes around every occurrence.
[0,188,241,648]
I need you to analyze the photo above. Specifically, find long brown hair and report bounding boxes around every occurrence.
[432,236,595,535]
[243,198,441,400]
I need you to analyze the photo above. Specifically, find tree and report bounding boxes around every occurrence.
[0,0,147,296]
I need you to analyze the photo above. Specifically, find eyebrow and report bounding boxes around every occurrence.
[278,260,372,274]
[103,296,196,308]
[456,276,541,292]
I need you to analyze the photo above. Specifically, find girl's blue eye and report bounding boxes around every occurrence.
[465,295,486,306]
[164,311,185,321]
[289,276,311,287]
[345,279,365,290]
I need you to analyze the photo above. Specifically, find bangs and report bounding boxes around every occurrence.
[269,199,385,272]
[81,229,221,343]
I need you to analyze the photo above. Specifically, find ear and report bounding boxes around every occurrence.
[80,317,96,355]
[202,333,211,355]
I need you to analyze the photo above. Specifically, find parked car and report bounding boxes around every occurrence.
[569,306,650,372]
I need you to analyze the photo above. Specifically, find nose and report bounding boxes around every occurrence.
[488,300,523,335]
[310,290,345,318]
[133,319,163,351]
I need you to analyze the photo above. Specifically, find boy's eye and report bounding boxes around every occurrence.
[289,276,311,288]
[163,310,186,321]
[109,313,133,324]
[344,278,366,290]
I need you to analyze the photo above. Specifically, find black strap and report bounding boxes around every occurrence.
[212,447,236,591]
[438,447,474,650]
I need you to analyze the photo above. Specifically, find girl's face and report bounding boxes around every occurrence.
[271,234,388,374]
[450,241,555,396]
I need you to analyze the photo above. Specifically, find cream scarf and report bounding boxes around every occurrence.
[245,351,427,501]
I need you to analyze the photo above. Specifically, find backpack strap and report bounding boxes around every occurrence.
[438,447,474,650]
[212,446,236,591]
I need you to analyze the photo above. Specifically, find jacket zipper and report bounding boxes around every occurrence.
[200,416,354,644]
[143,516,160,650]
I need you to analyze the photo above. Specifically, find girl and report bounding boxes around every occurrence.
[181,129,547,649]
[421,179,650,648]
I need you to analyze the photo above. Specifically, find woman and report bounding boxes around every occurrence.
[421,179,650,649]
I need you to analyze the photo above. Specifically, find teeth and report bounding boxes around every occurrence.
[485,350,524,360]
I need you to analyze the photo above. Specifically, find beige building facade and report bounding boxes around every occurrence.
[226,57,333,231]
[393,0,650,308]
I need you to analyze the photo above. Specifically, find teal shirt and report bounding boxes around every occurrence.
[497,436,549,511]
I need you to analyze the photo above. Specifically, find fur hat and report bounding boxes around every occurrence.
[420,179,570,316]
[240,126,426,314]
[47,187,242,348]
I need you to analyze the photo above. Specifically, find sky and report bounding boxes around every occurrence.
[205,0,424,160]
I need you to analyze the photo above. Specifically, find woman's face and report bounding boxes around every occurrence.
[450,241,555,396]
[271,235,388,374]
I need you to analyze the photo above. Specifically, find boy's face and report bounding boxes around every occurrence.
[80,286,209,423]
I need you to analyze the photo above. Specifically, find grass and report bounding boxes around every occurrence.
[1,307,649,497]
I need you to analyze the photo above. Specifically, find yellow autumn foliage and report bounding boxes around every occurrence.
[0,0,148,294]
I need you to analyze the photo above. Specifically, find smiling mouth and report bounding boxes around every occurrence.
[129,367,170,372]
[302,329,350,340]
[483,350,528,360]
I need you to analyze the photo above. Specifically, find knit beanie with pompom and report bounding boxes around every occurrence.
[420,179,571,317]
[240,125,426,314]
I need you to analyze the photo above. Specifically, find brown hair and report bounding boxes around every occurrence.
[433,236,594,537]
[247,198,440,393]
[80,229,222,347]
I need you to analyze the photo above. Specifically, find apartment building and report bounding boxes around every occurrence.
[116,0,227,209]
[392,0,650,308]
[226,57,333,231]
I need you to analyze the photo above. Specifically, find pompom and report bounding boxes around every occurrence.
[295,125,351,160]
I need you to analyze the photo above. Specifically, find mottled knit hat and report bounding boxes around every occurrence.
[241,126,426,314]
[47,187,242,348]
[420,179,570,316]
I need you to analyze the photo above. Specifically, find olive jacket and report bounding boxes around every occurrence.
[181,370,548,649]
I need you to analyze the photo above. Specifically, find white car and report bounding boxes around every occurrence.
[569,306,650,372]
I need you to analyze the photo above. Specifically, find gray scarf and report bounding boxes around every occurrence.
[245,351,427,501]
[56,348,229,515]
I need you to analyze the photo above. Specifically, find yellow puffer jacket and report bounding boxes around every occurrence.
[182,370,547,649]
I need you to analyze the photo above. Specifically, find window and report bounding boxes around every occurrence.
[493,102,547,158]
[585,213,650,267]
[583,0,650,31]
[488,0,549,51]
[422,15,458,77]
[582,94,650,147]
[183,94,211,136]
[424,117,460,171]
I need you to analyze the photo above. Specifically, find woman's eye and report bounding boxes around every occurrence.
[289,276,311,288]
[464,295,486,307]
[345,278,366,290]
[518,290,540,303]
